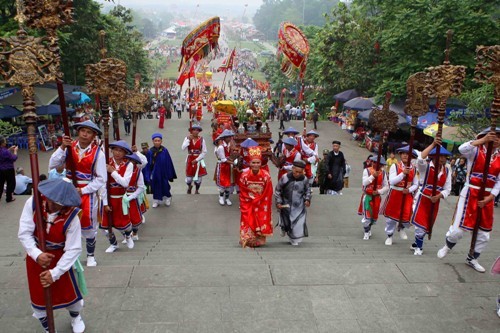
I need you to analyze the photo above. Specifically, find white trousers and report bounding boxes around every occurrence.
[32,300,83,319]
[385,218,410,236]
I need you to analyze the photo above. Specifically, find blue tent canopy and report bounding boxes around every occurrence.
[0,105,22,119]
[37,105,75,116]
[405,111,450,130]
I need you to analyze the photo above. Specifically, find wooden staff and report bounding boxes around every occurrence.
[131,111,138,147]
[24,86,56,332]
[100,96,113,234]
[427,98,446,239]
[470,44,500,257]
[424,30,466,238]
[189,77,192,130]
[112,107,121,141]
[403,72,430,231]
[370,91,398,198]
[371,131,388,192]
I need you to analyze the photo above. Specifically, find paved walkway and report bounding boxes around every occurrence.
[1,116,499,332]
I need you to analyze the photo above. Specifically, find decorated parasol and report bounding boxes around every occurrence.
[213,100,238,116]
[277,22,310,80]
[178,17,220,71]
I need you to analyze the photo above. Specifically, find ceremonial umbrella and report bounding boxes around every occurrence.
[334,89,359,102]
[213,100,238,115]
[423,125,468,145]
[343,97,375,111]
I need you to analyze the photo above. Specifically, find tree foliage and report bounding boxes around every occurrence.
[0,0,150,87]
[253,0,339,40]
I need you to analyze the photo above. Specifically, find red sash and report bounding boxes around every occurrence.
[27,205,83,310]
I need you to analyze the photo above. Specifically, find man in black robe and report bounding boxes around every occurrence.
[325,140,346,195]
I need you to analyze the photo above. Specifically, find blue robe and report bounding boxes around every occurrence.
[147,146,177,200]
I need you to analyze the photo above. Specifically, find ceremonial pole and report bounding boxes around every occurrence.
[402,72,430,231]
[86,31,128,235]
[0,5,60,330]
[469,45,500,257]
[128,73,147,147]
[424,30,466,239]
[369,92,398,191]
[22,1,78,187]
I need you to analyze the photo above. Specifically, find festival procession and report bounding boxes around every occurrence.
[0,0,499,332]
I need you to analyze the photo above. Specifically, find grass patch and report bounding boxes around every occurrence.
[161,61,180,80]
[227,40,265,53]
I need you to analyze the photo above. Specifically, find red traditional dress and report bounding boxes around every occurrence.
[411,161,451,232]
[215,142,232,188]
[25,203,83,310]
[358,167,389,222]
[66,141,101,230]
[158,106,165,128]
[278,147,301,180]
[381,162,417,223]
[101,159,131,231]
[185,137,208,178]
[454,145,500,232]
[238,168,274,247]
[296,137,318,179]
[127,165,144,227]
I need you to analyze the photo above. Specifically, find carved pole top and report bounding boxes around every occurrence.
[99,30,107,59]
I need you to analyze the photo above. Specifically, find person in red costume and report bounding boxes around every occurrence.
[158,104,166,129]
[437,128,500,273]
[238,146,274,248]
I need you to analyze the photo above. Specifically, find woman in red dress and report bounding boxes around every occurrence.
[238,147,274,247]
[158,104,166,129]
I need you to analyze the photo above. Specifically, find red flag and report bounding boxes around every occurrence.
[226,48,236,71]
[177,62,195,87]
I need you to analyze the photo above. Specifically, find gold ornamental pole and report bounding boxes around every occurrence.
[0,3,59,332]
[21,0,77,187]
[424,30,466,239]
[86,31,127,234]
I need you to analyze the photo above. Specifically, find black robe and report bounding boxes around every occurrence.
[325,151,346,191]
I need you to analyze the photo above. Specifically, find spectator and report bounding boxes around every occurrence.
[344,160,351,188]
[277,109,285,130]
[14,167,33,195]
[386,151,397,173]
[123,110,131,136]
[0,135,18,203]
[453,157,467,196]
[312,110,319,130]
[48,164,66,180]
